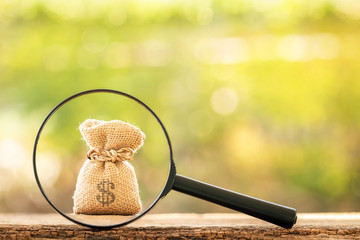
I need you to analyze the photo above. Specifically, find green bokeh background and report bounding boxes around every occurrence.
[1,0,360,214]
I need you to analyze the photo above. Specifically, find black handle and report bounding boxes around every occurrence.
[172,175,297,228]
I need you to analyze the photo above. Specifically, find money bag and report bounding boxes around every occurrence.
[73,119,145,215]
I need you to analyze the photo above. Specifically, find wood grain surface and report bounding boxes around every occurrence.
[0,213,360,239]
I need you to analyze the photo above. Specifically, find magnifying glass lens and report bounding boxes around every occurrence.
[35,92,170,227]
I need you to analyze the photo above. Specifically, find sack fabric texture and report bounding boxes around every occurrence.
[73,119,145,215]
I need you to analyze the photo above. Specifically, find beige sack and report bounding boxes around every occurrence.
[73,119,145,215]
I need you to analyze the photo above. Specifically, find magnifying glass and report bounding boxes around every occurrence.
[33,89,297,229]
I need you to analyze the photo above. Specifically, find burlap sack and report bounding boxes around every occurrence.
[73,119,145,215]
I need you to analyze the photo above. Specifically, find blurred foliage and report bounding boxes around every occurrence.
[0,0,360,214]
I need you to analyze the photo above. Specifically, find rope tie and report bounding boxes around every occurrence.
[87,147,134,163]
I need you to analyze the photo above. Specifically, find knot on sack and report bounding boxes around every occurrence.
[87,147,134,163]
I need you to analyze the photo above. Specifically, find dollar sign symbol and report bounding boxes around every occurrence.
[96,180,116,207]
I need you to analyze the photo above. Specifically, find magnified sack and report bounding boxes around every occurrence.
[73,119,145,215]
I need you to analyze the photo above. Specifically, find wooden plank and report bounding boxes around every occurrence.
[0,213,359,239]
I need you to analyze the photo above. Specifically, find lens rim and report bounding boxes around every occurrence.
[33,89,176,229]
